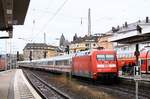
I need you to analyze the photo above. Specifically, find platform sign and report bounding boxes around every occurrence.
[134,66,141,80]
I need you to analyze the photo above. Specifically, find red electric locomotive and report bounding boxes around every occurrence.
[72,49,118,80]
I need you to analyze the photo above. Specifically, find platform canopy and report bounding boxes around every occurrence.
[109,19,150,44]
[0,0,30,38]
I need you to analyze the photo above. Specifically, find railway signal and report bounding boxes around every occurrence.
[134,65,141,99]
[17,51,19,61]
[134,66,141,80]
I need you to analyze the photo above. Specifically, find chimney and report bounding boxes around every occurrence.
[138,20,141,23]
[88,8,91,36]
[125,22,128,27]
[112,27,115,33]
[117,25,120,30]
[122,24,125,28]
[136,25,142,33]
[146,17,149,23]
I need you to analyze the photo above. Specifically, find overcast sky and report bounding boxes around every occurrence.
[0,0,150,53]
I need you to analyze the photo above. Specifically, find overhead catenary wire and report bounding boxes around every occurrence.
[28,0,55,42]
[40,0,69,33]
[31,0,69,43]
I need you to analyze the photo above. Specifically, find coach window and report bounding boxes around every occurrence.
[44,61,48,65]
[40,61,43,65]
[147,59,150,71]
[48,61,53,65]
[127,54,129,58]
[85,44,89,47]
[128,53,131,58]
[55,61,59,65]
[56,61,61,65]
[141,59,145,65]
[117,54,119,58]
[124,54,126,58]
[57,60,65,66]
[118,54,120,59]
[64,60,69,65]
[59,60,63,65]
[131,53,134,58]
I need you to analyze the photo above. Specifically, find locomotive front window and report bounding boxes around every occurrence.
[96,55,105,60]
[105,55,114,60]
[96,54,114,61]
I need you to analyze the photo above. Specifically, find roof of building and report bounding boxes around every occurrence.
[109,17,150,44]
[0,0,30,38]
[23,43,58,51]
[71,35,99,44]
[105,17,150,35]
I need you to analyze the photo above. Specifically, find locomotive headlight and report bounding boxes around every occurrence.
[97,64,104,68]
[109,64,116,67]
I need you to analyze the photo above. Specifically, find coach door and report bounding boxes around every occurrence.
[147,59,150,73]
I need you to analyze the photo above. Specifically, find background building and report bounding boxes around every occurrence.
[70,34,100,53]
[97,33,113,50]
[23,43,59,60]
[59,33,70,52]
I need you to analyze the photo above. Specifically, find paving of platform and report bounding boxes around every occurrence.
[119,74,150,81]
[0,69,42,99]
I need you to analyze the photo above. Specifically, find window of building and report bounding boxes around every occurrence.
[85,44,89,47]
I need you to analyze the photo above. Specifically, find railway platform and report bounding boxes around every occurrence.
[0,69,42,99]
[119,74,150,81]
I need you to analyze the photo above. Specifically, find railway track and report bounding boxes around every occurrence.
[96,84,150,99]
[23,69,150,99]
[116,79,150,99]
[66,75,150,99]
[78,78,150,99]
[23,70,71,99]
[84,80,150,99]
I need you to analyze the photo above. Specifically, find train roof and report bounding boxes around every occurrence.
[74,49,115,56]
[17,60,31,63]
[117,50,134,54]
[18,54,75,63]
[32,53,75,62]
[42,53,75,61]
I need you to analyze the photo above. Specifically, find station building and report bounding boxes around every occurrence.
[109,17,150,51]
